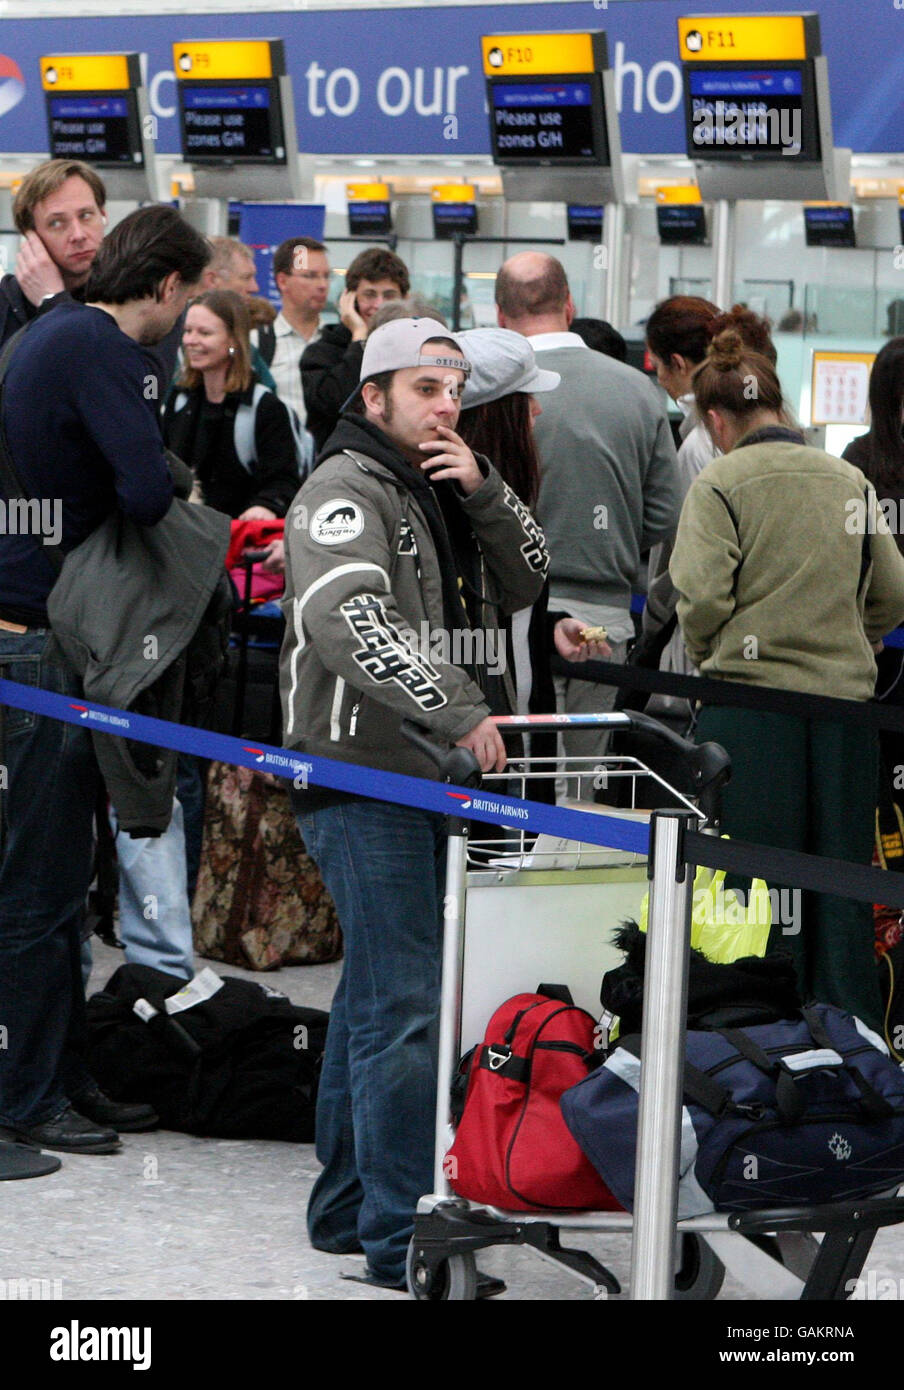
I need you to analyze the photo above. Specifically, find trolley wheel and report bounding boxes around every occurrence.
[673,1233,725,1301]
[406,1241,478,1301]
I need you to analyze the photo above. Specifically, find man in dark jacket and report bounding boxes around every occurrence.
[284,317,548,1292]
[0,158,107,348]
[0,207,211,1159]
[300,246,410,453]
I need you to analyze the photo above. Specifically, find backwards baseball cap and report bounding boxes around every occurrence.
[458,328,560,409]
[359,317,471,383]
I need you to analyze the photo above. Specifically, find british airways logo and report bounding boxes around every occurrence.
[0,57,25,119]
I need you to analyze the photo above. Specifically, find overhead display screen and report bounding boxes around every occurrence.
[348,201,392,236]
[566,204,603,242]
[657,204,707,245]
[490,77,608,165]
[804,206,855,248]
[685,64,820,162]
[432,202,478,239]
[47,93,142,166]
[179,82,286,163]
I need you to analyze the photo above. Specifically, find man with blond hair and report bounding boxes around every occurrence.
[0,158,107,347]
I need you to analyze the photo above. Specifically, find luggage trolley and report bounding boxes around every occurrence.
[402,711,904,1302]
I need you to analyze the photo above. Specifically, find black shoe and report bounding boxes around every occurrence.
[69,1082,158,1133]
[3,1103,121,1155]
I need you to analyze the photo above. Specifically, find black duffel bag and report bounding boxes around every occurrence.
[86,964,328,1141]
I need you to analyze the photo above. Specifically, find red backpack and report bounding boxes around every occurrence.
[446,987,622,1212]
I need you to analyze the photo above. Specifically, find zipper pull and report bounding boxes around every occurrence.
[349,702,360,736]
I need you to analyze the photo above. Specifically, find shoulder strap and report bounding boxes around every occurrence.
[257,321,276,367]
[618,1034,734,1118]
[0,324,64,574]
[232,384,268,473]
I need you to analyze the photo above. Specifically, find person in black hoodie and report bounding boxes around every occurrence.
[300,246,409,452]
[283,318,547,1294]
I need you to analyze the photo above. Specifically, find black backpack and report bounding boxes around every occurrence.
[85,964,328,1141]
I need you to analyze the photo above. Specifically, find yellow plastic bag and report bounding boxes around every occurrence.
[638,842,772,963]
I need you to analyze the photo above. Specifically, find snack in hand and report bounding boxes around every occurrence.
[579,625,608,644]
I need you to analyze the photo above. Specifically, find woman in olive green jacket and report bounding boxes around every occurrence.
[670,329,904,1030]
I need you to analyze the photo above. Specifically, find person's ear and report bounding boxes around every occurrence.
[157,270,181,304]
[361,381,384,417]
[706,408,724,448]
[564,293,576,327]
[671,353,687,377]
[495,304,506,328]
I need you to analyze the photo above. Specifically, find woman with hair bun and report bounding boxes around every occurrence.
[670,329,904,1028]
[641,300,777,705]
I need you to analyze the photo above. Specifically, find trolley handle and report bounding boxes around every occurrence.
[399,719,483,788]
[625,709,731,800]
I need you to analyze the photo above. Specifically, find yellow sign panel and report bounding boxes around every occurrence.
[810,350,875,427]
[656,185,702,204]
[481,32,595,77]
[432,183,475,203]
[678,15,808,62]
[347,182,390,202]
[173,40,273,81]
[41,54,131,92]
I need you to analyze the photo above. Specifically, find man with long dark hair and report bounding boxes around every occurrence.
[0,206,210,1159]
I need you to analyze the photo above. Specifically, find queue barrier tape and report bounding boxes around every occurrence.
[0,677,648,856]
[3,676,904,913]
[555,654,904,733]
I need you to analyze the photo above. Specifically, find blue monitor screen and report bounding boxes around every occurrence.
[47,92,140,166]
[657,204,707,245]
[804,206,855,248]
[179,82,284,162]
[348,200,392,235]
[432,202,477,238]
[490,77,605,163]
[567,204,603,241]
[685,62,818,160]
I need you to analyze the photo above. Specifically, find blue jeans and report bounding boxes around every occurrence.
[0,630,99,1126]
[109,796,194,980]
[297,799,447,1285]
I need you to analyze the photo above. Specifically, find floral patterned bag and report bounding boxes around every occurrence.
[192,762,342,970]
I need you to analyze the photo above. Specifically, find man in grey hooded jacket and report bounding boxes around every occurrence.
[282,318,547,1291]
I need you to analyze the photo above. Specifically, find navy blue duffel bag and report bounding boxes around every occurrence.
[561,1003,904,1215]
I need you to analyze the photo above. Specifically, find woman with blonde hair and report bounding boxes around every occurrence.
[163,289,300,520]
[670,329,904,1027]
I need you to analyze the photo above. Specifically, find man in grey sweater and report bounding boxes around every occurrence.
[497,252,682,791]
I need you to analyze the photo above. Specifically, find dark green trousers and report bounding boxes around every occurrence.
[695,706,882,1032]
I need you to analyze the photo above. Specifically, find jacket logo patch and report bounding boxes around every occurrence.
[310,499,365,546]
[340,592,448,712]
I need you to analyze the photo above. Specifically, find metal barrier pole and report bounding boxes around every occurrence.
[630,809,698,1299]
[433,818,469,1196]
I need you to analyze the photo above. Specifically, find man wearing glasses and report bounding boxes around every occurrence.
[302,246,411,454]
[262,235,333,427]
